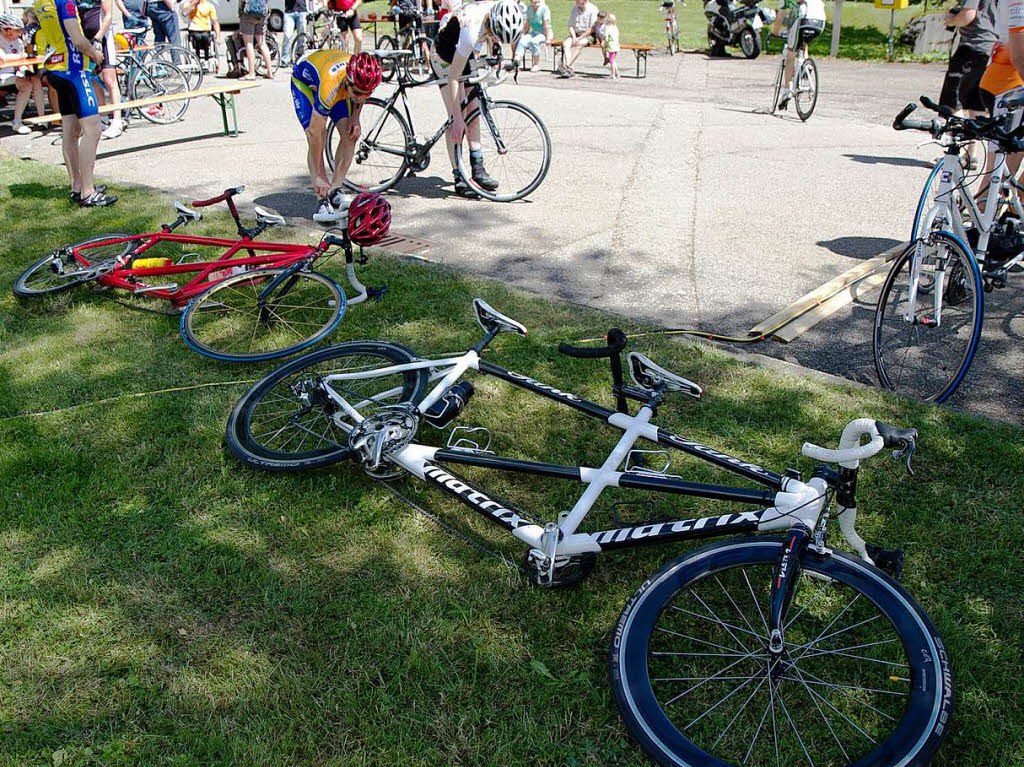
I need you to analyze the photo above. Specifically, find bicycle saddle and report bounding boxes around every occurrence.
[253,206,286,227]
[473,298,528,336]
[627,352,702,399]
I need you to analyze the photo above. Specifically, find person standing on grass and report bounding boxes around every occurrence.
[515,0,551,71]
[33,0,117,206]
[558,0,598,78]
[240,0,274,79]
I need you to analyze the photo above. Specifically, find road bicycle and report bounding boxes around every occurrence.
[662,0,680,55]
[289,10,347,65]
[121,26,205,91]
[225,297,953,767]
[374,11,433,85]
[326,56,551,202]
[13,186,386,362]
[876,96,1024,402]
[769,14,818,121]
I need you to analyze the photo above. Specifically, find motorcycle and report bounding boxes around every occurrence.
[705,0,775,59]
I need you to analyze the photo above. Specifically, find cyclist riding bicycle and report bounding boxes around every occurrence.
[771,0,824,111]
[430,0,523,197]
[34,0,117,206]
[291,48,383,222]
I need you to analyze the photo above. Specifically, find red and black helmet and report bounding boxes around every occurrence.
[347,52,383,94]
[347,192,391,245]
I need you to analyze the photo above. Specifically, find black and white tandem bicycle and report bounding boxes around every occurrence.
[226,298,953,767]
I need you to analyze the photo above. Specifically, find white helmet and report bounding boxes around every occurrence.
[0,12,24,29]
[489,0,524,44]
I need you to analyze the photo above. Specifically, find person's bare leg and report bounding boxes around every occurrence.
[13,79,31,122]
[243,32,256,76]
[567,38,587,67]
[352,27,362,54]
[332,120,356,180]
[31,77,46,117]
[61,116,82,192]
[78,115,102,197]
[258,35,273,75]
[440,80,459,167]
[101,68,122,123]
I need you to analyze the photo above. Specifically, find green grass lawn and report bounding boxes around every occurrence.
[543,0,939,60]
[2,155,1023,766]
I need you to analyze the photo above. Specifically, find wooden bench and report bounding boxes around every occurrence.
[549,40,656,78]
[24,79,261,137]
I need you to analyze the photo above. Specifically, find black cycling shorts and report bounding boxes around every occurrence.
[940,45,990,112]
[335,12,361,32]
[45,69,100,118]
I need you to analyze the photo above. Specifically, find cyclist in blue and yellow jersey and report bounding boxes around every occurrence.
[291,49,382,222]
[771,0,825,111]
[34,0,117,206]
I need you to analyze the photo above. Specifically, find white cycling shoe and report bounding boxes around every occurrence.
[312,192,353,225]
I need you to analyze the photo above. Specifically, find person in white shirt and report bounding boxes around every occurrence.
[558,0,597,78]
[772,0,825,110]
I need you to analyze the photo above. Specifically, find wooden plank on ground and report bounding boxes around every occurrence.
[24,79,261,125]
[746,241,906,340]
[771,271,888,343]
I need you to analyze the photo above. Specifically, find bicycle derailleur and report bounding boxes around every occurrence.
[347,404,420,480]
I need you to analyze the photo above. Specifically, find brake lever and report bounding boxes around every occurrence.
[891,439,916,476]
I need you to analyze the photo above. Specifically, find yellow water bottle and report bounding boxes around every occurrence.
[132,258,171,269]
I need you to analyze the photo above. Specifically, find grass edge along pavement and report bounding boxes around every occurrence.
[2,156,1023,765]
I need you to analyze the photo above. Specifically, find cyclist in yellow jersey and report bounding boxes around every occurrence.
[34,0,116,206]
[291,49,382,221]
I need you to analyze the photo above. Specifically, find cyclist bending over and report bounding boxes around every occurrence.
[772,0,824,111]
[291,49,382,221]
[429,0,523,197]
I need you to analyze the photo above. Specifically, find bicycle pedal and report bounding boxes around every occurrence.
[865,543,905,581]
[367,285,388,302]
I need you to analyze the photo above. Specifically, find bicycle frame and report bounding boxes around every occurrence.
[317,350,837,560]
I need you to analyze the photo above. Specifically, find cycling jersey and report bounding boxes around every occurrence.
[434,1,492,63]
[291,49,354,129]
[34,0,87,73]
[980,0,1024,96]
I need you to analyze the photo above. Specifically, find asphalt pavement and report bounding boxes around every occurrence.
[3,48,1020,423]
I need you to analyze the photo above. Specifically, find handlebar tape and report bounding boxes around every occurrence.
[192,185,245,208]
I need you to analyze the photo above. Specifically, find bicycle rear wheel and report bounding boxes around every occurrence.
[329,97,413,192]
[13,233,139,297]
[225,341,429,471]
[456,100,551,202]
[873,232,984,402]
[180,268,345,362]
[794,57,818,121]
[290,32,311,65]
[131,61,189,124]
[610,537,953,767]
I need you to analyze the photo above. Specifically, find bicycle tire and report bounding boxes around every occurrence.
[225,341,429,471]
[405,35,434,84]
[180,268,346,362]
[794,57,818,121]
[377,34,398,82]
[130,61,189,124]
[328,97,413,192]
[610,536,953,767]
[13,233,139,298]
[290,32,311,65]
[455,100,551,202]
[873,231,984,403]
[770,55,783,115]
[145,43,204,90]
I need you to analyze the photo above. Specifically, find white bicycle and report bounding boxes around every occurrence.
[226,299,953,767]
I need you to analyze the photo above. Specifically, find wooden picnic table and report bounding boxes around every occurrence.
[549,40,656,78]
[24,78,261,137]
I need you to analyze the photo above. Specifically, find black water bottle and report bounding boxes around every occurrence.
[423,381,475,428]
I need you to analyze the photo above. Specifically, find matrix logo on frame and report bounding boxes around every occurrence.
[588,511,763,546]
[423,465,529,529]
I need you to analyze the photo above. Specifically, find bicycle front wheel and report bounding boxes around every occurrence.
[290,32,311,65]
[180,268,345,362]
[610,537,953,767]
[146,43,204,90]
[131,61,189,124]
[873,232,984,402]
[795,57,818,121]
[405,36,434,84]
[330,97,413,192]
[13,233,139,298]
[456,100,552,202]
[225,341,429,471]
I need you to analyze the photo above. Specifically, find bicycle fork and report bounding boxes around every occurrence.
[767,524,811,666]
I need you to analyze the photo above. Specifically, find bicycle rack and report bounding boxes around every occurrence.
[625,449,677,477]
[446,426,493,454]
